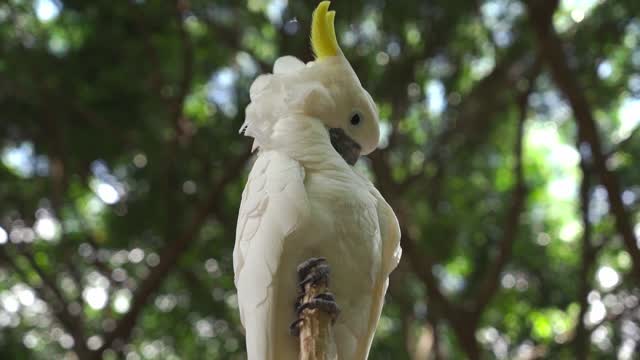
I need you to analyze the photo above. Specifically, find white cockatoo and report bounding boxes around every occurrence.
[233,2,401,359]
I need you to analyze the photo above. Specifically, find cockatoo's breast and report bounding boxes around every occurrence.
[306,172,381,281]
[282,166,384,358]
[235,147,400,360]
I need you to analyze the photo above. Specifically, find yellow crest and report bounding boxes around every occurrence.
[311,1,340,58]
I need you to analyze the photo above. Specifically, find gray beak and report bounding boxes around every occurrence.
[329,128,361,166]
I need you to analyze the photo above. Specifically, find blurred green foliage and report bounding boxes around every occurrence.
[1,0,639,359]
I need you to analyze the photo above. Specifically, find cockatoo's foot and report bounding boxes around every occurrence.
[289,257,340,337]
[296,293,341,320]
[296,257,330,291]
[289,318,304,336]
[289,292,341,336]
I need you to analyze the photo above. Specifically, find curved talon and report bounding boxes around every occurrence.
[313,292,336,303]
[294,293,305,310]
[289,318,304,337]
[295,294,341,322]
[291,257,340,336]
[296,257,327,282]
[299,263,331,291]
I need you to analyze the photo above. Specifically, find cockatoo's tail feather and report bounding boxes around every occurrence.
[311,1,340,58]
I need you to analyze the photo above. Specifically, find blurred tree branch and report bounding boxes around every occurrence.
[370,37,540,358]
[526,0,640,279]
[172,0,195,123]
[96,148,251,356]
[606,125,640,159]
[129,2,166,98]
[584,288,638,332]
[0,247,90,358]
[165,0,196,241]
[397,47,538,191]
[1,0,639,358]
[574,159,595,359]
[197,10,271,73]
[472,74,535,315]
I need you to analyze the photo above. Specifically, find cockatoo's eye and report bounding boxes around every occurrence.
[350,111,362,126]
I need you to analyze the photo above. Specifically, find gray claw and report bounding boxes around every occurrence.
[290,257,340,337]
[295,293,341,323]
[298,263,330,291]
[294,293,305,311]
[296,257,328,282]
[289,318,304,337]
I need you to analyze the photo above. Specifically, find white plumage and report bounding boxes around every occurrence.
[234,3,401,358]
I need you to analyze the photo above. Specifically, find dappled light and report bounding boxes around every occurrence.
[1,0,639,358]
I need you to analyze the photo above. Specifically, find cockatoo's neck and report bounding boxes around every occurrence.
[268,115,352,172]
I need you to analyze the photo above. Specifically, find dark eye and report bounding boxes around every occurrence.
[350,112,362,126]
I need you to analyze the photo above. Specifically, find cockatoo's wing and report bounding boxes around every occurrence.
[233,150,309,360]
[358,194,402,358]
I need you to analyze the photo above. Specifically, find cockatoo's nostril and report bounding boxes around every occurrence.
[329,128,361,166]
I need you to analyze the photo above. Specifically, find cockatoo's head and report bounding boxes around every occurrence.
[242,1,380,165]
[305,1,380,164]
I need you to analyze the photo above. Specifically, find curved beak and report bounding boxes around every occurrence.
[329,128,361,166]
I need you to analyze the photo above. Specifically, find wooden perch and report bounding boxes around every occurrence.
[294,258,339,360]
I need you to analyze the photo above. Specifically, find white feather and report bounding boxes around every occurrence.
[273,56,306,74]
[234,150,309,360]
[235,56,401,360]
